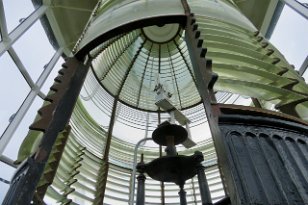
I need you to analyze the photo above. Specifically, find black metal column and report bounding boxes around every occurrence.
[94,98,118,205]
[179,184,187,205]
[181,1,234,202]
[159,145,166,205]
[3,57,90,205]
[136,173,146,205]
[158,110,166,205]
[197,164,212,205]
[136,154,146,205]
[33,125,71,204]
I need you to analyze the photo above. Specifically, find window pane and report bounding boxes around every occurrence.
[12,20,55,82]
[303,69,308,82]
[270,4,308,70]
[2,0,35,33]
[0,52,30,135]
[3,96,43,160]
[297,0,308,4]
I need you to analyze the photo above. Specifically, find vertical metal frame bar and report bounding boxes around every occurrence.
[299,56,308,76]
[178,184,187,205]
[0,0,9,40]
[94,98,118,205]
[136,156,146,205]
[158,110,166,205]
[196,164,212,205]
[95,37,146,204]
[181,0,235,202]
[33,125,71,203]
[129,137,152,205]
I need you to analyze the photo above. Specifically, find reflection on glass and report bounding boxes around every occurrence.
[2,0,35,33]
[0,52,30,136]
[270,4,308,70]
[3,96,43,159]
[113,120,146,144]
[12,21,54,82]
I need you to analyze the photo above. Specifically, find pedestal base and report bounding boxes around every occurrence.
[143,152,202,185]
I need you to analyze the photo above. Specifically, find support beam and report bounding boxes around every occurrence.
[260,0,279,37]
[95,40,145,203]
[299,55,308,76]
[197,163,212,205]
[33,125,71,203]
[179,184,187,205]
[129,137,152,205]
[252,97,262,108]
[159,145,165,205]
[181,1,232,202]
[136,154,146,205]
[94,98,118,205]
[136,173,146,205]
[158,110,165,205]
[2,57,89,205]
[103,99,118,160]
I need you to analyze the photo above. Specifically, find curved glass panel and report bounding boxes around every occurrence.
[85,0,308,118]
[77,0,185,51]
